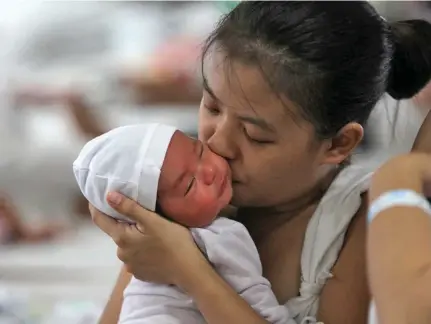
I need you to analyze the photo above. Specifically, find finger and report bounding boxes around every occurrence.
[134,223,145,235]
[90,204,129,245]
[106,192,161,229]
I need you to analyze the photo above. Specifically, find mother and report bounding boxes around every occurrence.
[91,2,431,324]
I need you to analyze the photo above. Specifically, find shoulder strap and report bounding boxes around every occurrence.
[286,164,372,322]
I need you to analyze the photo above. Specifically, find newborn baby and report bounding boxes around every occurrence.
[73,123,293,324]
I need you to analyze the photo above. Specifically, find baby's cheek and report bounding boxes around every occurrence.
[184,193,219,227]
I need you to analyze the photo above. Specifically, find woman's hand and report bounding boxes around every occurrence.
[369,152,431,201]
[92,193,270,324]
[90,192,205,287]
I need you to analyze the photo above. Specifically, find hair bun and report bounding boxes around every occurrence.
[387,19,431,100]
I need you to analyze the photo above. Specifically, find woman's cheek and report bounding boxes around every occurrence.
[198,114,217,143]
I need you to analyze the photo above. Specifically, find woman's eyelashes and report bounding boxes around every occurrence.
[204,104,220,115]
[244,130,274,145]
[203,97,273,145]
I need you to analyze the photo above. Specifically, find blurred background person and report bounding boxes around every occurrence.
[0,192,60,244]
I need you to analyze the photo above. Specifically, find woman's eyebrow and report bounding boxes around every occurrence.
[202,76,220,103]
[239,115,276,133]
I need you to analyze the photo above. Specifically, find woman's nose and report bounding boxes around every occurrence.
[207,127,236,161]
[197,163,216,185]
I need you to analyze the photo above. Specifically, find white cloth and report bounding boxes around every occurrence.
[73,123,177,221]
[286,164,373,323]
[368,301,378,324]
[119,217,293,324]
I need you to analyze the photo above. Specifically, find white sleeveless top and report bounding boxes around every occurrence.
[286,164,373,324]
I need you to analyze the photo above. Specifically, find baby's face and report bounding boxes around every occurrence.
[157,131,232,227]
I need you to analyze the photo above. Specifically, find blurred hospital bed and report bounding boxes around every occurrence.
[0,224,121,323]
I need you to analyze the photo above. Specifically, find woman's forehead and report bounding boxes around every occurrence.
[204,53,300,126]
[206,53,273,103]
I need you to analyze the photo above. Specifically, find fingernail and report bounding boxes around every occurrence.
[107,192,123,205]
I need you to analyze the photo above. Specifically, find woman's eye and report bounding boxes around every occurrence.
[204,104,220,115]
[250,138,273,145]
[244,131,273,145]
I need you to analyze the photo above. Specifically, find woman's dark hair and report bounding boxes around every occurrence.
[202,1,431,138]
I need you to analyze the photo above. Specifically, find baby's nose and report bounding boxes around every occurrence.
[197,163,216,185]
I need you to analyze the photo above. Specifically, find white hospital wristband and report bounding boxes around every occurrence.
[368,189,431,224]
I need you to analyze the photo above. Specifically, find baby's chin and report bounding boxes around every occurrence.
[182,201,228,228]
[179,211,217,228]
[172,191,233,228]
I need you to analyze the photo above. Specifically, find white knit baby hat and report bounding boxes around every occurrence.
[73,123,177,222]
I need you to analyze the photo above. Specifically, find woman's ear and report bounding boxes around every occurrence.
[322,122,364,165]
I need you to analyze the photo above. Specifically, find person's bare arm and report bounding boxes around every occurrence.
[13,88,106,140]
[93,195,270,324]
[121,75,202,105]
[412,108,431,152]
[367,154,431,324]
[368,206,431,324]
[317,202,370,324]
[0,194,59,242]
[178,252,269,324]
[65,93,106,139]
[99,265,132,324]
[100,264,270,324]
[99,248,269,324]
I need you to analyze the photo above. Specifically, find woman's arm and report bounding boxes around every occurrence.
[100,259,269,324]
[317,201,370,324]
[99,266,132,324]
[412,109,431,152]
[65,93,107,139]
[92,196,269,324]
[367,154,431,324]
[178,255,270,324]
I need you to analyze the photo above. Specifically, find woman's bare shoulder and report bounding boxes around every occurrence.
[318,194,370,324]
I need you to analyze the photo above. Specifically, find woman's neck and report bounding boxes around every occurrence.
[237,167,340,244]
